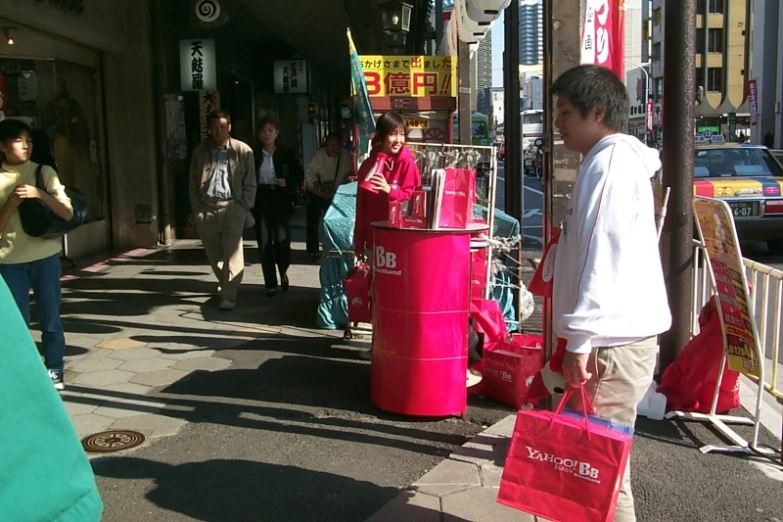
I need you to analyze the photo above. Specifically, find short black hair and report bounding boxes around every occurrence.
[207,110,231,125]
[552,65,629,132]
[257,115,279,131]
[0,119,33,143]
[372,111,406,147]
[325,131,342,144]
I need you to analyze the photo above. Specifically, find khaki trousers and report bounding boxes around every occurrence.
[195,203,247,303]
[568,337,658,522]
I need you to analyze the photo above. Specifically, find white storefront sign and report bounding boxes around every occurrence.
[274,60,309,94]
[180,39,217,91]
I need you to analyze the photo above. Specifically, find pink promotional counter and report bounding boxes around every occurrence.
[370,222,488,417]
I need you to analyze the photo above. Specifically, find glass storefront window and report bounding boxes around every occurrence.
[0,58,106,221]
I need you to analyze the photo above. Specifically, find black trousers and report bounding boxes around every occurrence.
[306,193,332,254]
[253,198,291,290]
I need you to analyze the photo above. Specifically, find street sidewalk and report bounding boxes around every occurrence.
[47,230,783,521]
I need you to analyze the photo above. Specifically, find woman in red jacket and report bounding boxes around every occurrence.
[353,112,421,260]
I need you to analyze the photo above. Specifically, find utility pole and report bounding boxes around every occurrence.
[543,0,582,366]
[503,0,522,220]
[458,40,472,145]
[659,0,696,373]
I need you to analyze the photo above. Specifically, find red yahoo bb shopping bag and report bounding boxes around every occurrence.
[470,334,544,409]
[344,264,372,323]
[438,168,476,229]
[497,387,633,522]
[469,298,508,352]
[470,248,489,300]
[528,227,560,298]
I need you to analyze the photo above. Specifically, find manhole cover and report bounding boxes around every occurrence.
[82,430,146,453]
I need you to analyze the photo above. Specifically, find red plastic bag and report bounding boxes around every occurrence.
[528,227,560,298]
[344,264,372,323]
[658,300,741,414]
[470,334,544,409]
[469,298,508,352]
[470,248,489,300]
[438,168,476,229]
[498,387,632,522]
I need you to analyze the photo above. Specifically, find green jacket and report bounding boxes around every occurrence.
[0,278,103,521]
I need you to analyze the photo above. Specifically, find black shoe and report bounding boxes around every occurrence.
[267,287,277,297]
[48,368,65,391]
[281,275,290,291]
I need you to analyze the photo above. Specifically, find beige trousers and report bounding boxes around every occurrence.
[195,203,247,303]
[568,337,658,522]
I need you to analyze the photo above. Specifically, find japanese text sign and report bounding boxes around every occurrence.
[180,39,217,91]
[694,197,761,378]
[748,79,759,127]
[581,0,625,79]
[274,60,309,94]
[360,55,457,98]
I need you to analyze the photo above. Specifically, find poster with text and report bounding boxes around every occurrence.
[694,197,761,378]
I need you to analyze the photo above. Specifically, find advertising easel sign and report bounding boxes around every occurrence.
[693,197,761,378]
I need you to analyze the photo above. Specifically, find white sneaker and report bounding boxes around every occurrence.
[219,300,235,311]
[49,368,65,391]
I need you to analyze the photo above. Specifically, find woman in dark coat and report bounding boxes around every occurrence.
[252,116,303,296]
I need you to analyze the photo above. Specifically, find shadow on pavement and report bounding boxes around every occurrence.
[92,457,401,522]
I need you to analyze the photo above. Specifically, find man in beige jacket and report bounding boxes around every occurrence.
[189,110,256,310]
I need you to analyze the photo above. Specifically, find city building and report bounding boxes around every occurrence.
[475,31,493,115]
[651,0,753,141]
[1,0,426,260]
[519,0,543,66]
[624,0,650,141]
[752,0,783,148]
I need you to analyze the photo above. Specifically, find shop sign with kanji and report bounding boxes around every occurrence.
[179,39,217,91]
[359,56,457,98]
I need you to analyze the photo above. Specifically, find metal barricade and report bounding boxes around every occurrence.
[690,240,783,403]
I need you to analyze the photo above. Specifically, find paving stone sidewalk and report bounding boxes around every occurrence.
[52,238,343,444]
[366,415,542,522]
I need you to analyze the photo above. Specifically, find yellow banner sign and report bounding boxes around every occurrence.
[360,55,457,98]
[694,197,761,378]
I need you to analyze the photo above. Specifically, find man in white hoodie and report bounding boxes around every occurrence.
[551,65,672,522]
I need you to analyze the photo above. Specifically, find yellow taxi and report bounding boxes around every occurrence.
[693,143,783,253]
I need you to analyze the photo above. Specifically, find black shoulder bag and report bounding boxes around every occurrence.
[18,165,88,239]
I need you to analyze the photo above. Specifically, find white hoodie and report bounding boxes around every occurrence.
[553,134,672,354]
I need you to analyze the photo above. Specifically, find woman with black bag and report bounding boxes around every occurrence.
[0,119,73,390]
[252,116,304,296]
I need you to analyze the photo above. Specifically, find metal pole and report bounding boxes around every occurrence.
[150,0,173,245]
[544,0,583,375]
[435,0,443,54]
[458,40,472,144]
[659,0,696,374]
[503,0,521,220]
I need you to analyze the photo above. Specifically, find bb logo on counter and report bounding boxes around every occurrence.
[375,246,401,276]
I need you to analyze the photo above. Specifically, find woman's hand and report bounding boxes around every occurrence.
[371,173,390,194]
[277,178,287,188]
[13,184,42,200]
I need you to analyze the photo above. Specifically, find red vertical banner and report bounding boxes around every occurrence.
[581,0,625,79]
[748,79,759,127]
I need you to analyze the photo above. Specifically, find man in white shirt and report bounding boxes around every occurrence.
[304,132,354,261]
[551,65,672,522]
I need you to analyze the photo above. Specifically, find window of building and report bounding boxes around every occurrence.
[0,58,107,221]
[707,67,723,92]
[652,42,662,62]
[708,29,723,52]
[653,8,662,25]
[709,0,724,14]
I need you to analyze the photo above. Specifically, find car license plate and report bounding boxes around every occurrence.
[729,201,759,218]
